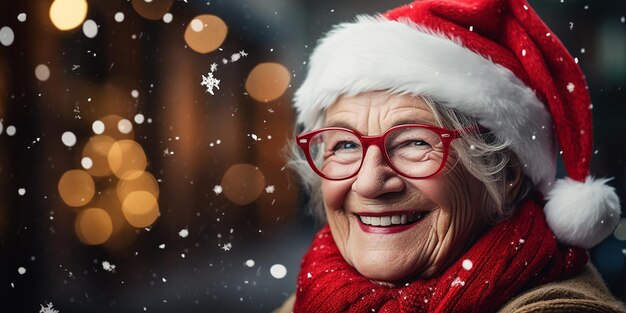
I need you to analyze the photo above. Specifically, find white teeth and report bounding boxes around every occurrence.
[391,215,401,224]
[359,212,428,227]
[361,216,371,225]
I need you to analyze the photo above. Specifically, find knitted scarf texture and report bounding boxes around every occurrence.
[294,199,588,312]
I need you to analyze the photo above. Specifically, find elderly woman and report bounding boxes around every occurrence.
[278,0,626,312]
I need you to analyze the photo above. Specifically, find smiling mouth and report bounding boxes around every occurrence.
[357,212,429,227]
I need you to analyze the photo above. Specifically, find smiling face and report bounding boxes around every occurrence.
[321,91,492,283]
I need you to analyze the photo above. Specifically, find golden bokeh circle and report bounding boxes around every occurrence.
[74,208,113,245]
[221,164,266,205]
[82,135,116,177]
[49,0,88,31]
[58,169,95,207]
[245,63,291,102]
[116,171,159,202]
[121,191,160,228]
[184,15,228,54]
[131,0,173,21]
[108,140,147,180]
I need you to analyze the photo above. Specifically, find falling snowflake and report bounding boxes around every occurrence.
[39,302,59,313]
[462,259,473,271]
[213,185,223,195]
[221,242,232,251]
[566,82,575,93]
[102,261,116,272]
[451,277,465,287]
[265,185,275,194]
[209,63,218,73]
[569,22,574,30]
[221,58,228,64]
[230,53,241,62]
[200,72,220,95]
[179,228,189,238]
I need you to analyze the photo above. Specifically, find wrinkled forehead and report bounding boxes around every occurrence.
[324,92,438,132]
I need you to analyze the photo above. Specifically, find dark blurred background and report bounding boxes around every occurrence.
[0,0,624,312]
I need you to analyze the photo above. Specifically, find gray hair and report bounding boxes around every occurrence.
[287,94,530,223]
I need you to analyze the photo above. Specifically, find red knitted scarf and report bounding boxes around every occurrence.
[294,199,588,312]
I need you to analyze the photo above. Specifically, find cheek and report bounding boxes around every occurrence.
[321,179,353,210]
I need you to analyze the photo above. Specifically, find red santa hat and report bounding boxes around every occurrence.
[294,0,621,249]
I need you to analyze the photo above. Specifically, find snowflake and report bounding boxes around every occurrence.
[221,58,228,64]
[200,72,220,95]
[221,242,232,251]
[102,261,116,272]
[39,302,59,313]
[451,277,465,287]
[230,53,241,62]
[566,82,575,93]
[179,228,189,238]
[210,62,218,72]
[239,50,248,57]
[213,185,223,195]
[265,185,275,193]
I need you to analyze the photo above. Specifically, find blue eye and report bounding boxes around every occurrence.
[333,141,359,151]
[410,140,429,146]
[397,140,430,148]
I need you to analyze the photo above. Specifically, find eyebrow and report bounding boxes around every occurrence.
[323,118,437,132]
[323,120,355,129]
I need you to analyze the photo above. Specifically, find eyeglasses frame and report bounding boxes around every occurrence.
[296,124,471,181]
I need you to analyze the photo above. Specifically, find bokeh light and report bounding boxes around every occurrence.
[114,12,124,23]
[81,157,93,169]
[93,188,134,245]
[108,140,147,180]
[131,0,173,21]
[0,26,15,47]
[82,135,116,177]
[74,208,113,245]
[221,163,266,205]
[58,170,95,207]
[61,131,77,147]
[121,191,159,228]
[100,115,134,140]
[82,19,98,38]
[184,15,227,54]
[92,120,105,134]
[245,63,291,102]
[116,171,159,202]
[49,0,88,31]
[117,119,133,134]
[35,64,50,82]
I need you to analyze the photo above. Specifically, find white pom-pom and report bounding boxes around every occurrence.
[544,176,621,249]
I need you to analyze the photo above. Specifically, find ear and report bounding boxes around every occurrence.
[504,152,524,205]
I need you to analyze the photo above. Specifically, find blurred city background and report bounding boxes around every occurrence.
[0,0,625,312]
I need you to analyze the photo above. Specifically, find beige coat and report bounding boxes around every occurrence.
[275,264,626,313]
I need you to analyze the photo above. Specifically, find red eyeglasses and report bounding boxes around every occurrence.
[296,124,469,180]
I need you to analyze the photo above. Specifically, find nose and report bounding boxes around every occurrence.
[351,145,405,198]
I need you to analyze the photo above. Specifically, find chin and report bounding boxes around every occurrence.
[352,252,425,284]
